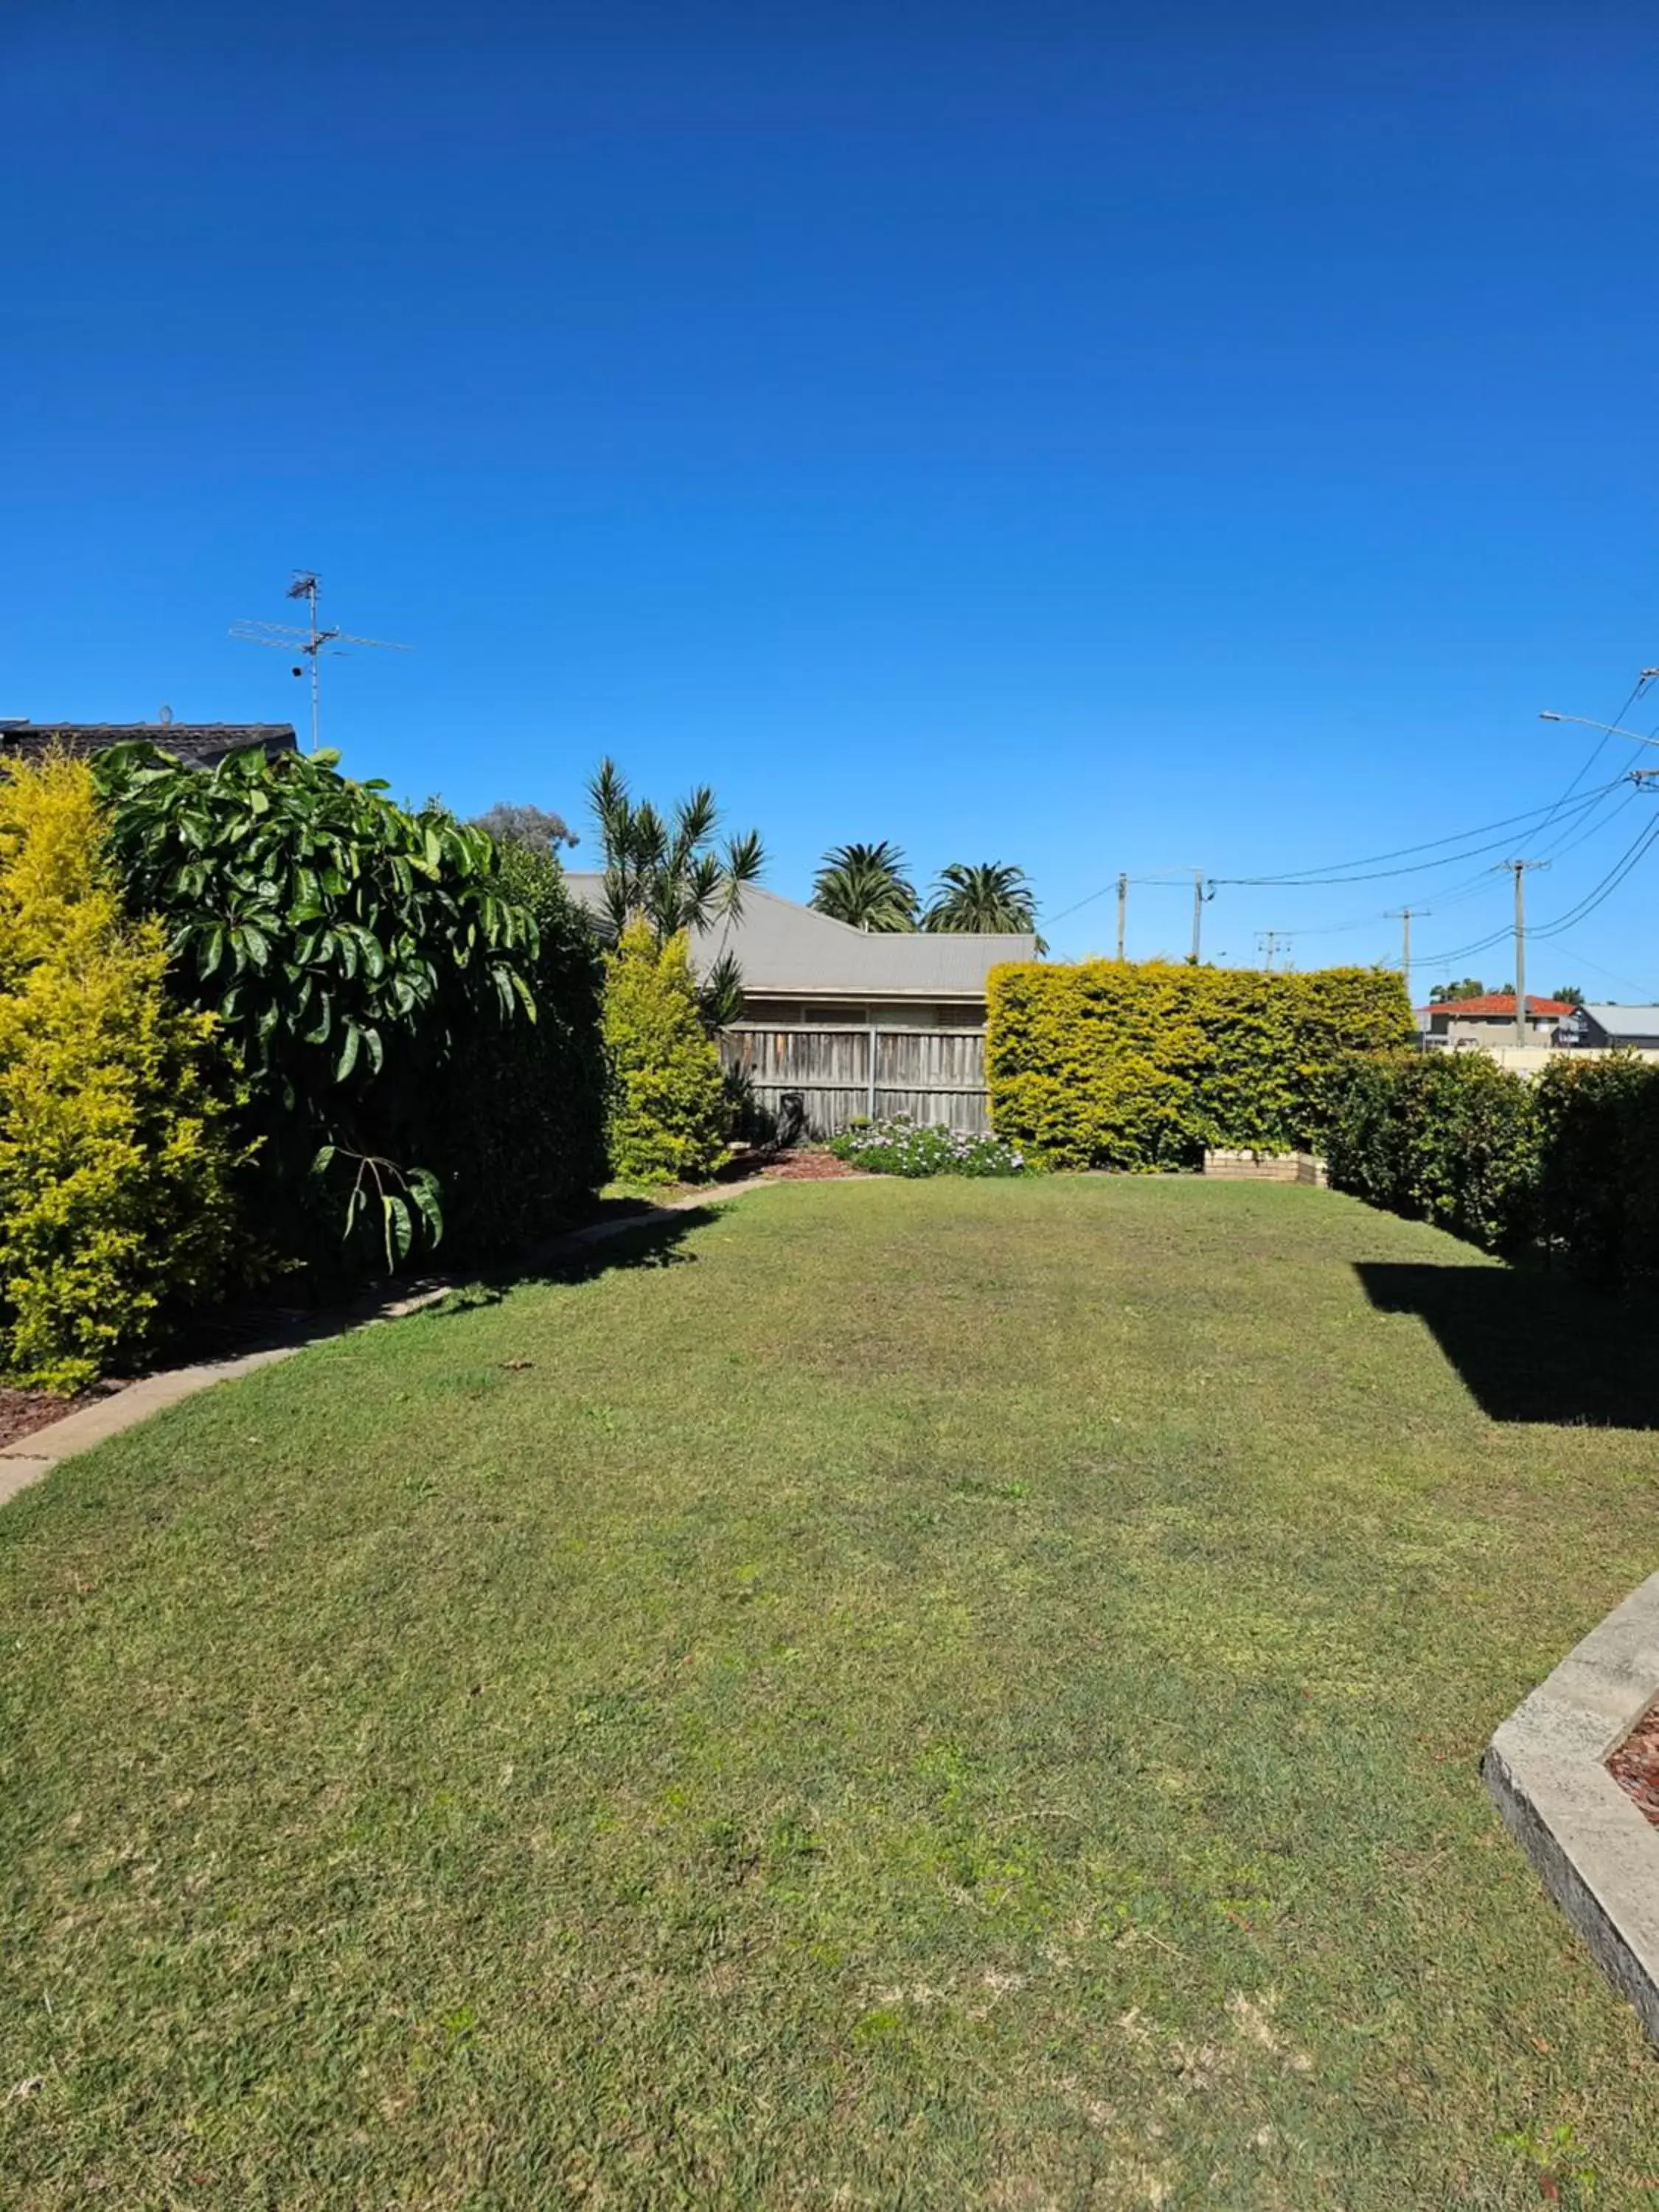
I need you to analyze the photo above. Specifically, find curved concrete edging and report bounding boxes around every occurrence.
[1485,1571,1659,2040]
[0,1177,785,1511]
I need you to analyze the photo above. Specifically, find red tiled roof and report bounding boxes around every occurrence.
[1415,993,1576,1018]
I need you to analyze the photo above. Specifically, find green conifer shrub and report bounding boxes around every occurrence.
[602,922,728,1184]
[0,756,246,1390]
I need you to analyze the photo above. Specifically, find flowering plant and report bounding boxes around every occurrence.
[829,1113,1026,1179]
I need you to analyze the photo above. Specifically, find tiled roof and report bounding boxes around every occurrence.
[1416,992,1575,1018]
[563,876,1035,997]
[0,722,297,767]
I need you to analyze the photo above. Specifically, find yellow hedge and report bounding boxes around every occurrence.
[602,922,728,1184]
[0,755,248,1391]
[986,959,1413,1170]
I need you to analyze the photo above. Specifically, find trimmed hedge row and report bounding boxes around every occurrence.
[1321,1051,1540,1255]
[986,960,1413,1169]
[1324,1051,1659,1284]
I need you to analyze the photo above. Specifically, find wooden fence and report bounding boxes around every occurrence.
[720,1024,991,1137]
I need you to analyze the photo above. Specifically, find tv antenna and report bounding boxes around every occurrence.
[230,571,411,752]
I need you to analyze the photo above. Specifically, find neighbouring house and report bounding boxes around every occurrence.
[563,877,1034,1029]
[1554,1004,1659,1055]
[1418,992,1576,1049]
[563,876,1037,1138]
[0,720,299,768]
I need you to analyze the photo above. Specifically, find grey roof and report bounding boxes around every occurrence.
[563,877,1036,998]
[0,722,298,768]
[1580,1004,1659,1035]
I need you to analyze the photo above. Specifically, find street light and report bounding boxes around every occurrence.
[1539,708,1659,749]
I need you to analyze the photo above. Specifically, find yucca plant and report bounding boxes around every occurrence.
[587,759,764,1027]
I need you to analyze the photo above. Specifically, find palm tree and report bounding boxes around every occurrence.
[923,861,1043,947]
[810,841,919,932]
[587,758,765,1025]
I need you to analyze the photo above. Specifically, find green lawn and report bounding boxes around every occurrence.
[4,1178,1658,2206]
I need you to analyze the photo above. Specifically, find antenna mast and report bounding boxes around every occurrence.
[230,571,411,752]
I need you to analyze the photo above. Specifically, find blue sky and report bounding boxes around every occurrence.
[7,0,1659,993]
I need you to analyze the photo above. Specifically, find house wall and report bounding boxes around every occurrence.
[1427,1012,1560,1048]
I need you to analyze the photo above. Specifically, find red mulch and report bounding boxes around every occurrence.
[1607,1704,1659,1827]
[0,1387,96,1452]
[758,1150,864,1181]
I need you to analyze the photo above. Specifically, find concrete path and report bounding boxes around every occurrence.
[0,1180,774,1511]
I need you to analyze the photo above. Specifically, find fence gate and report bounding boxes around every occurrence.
[720,1025,990,1138]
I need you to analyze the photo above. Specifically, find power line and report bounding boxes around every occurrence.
[1531,814,1659,942]
[1414,804,1659,972]
[1535,670,1657,835]
[1211,779,1621,888]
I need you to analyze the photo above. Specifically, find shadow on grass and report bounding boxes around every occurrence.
[1355,1261,1659,1428]
[418,1204,714,1316]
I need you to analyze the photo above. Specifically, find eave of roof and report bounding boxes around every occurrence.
[0,721,298,762]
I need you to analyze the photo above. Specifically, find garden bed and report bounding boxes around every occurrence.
[0,1387,94,1452]
[1609,1702,1659,1829]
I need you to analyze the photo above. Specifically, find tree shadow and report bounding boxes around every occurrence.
[418,1203,712,1314]
[1354,1261,1659,1428]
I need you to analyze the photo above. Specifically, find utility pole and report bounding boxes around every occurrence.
[1256,930,1285,970]
[1386,906,1425,1000]
[1116,872,1128,961]
[1500,860,1549,1048]
[1190,870,1205,964]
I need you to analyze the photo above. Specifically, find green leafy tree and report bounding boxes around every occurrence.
[588,759,763,1026]
[1551,984,1586,1007]
[924,860,1043,945]
[810,841,919,932]
[1427,977,1487,1004]
[602,922,728,1183]
[92,743,540,1275]
[0,754,247,1388]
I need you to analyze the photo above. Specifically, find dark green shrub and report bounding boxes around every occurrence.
[1535,1057,1659,1287]
[987,960,1412,1169]
[1324,1051,1540,1254]
[418,840,608,1255]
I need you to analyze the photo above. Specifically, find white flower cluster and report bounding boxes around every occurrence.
[830,1113,1026,1179]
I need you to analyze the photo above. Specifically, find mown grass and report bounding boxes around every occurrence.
[2,1177,1658,2207]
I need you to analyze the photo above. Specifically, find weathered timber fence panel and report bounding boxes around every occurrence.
[720,1025,990,1136]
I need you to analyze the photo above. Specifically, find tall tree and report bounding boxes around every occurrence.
[1427,977,1486,1004]
[471,801,577,854]
[1551,984,1586,1006]
[587,758,764,1026]
[810,841,919,932]
[923,861,1042,945]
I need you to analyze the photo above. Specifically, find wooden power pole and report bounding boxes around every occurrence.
[1501,860,1549,1047]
